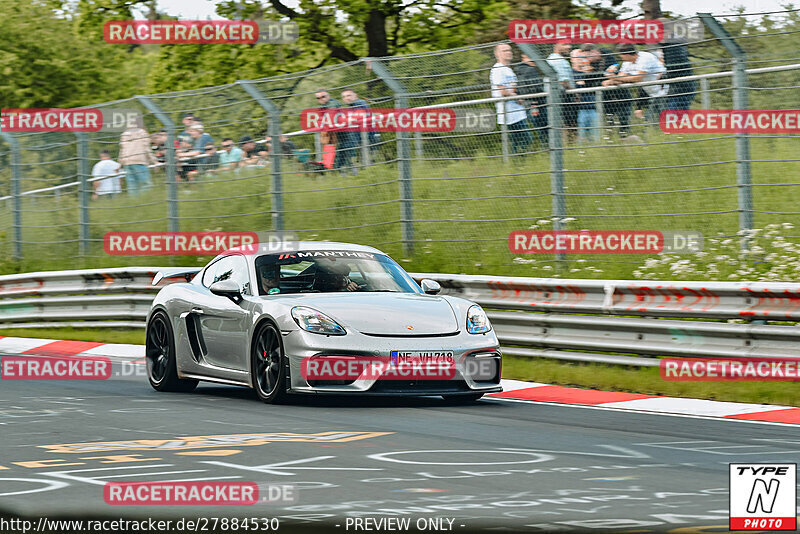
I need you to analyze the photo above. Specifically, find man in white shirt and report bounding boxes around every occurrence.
[490,43,532,154]
[91,150,122,200]
[603,43,668,124]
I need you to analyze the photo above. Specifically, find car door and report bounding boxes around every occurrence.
[196,254,252,371]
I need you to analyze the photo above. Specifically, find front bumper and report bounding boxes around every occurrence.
[283,329,502,395]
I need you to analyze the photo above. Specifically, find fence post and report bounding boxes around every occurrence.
[314,132,322,162]
[0,132,22,260]
[76,133,90,256]
[699,14,752,250]
[414,132,423,160]
[700,78,710,109]
[238,81,284,232]
[361,131,370,168]
[594,88,605,130]
[517,43,566,261]
[368,58,414,255]
[135,95,179,234]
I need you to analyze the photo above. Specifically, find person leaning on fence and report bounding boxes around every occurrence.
[659,36,697,110]
[314,90,341,172]
[337,89,371,176]
[178,123,214,181]
[239,135,269,167]
[573,44,605,143]
[546,41,578,141]
[200,142,220,176]
[119,116,156,195]
[490,43,532,154]
[218,137,243,171]
[91,149,122,200]
[603,44,667,125]
[514,54,548,148]
[598,45,633,138]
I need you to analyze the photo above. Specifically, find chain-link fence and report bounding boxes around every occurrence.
[1,10,798,278]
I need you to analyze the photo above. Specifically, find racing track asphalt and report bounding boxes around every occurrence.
[0,357,799,533]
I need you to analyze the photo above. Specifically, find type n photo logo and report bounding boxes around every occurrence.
[729,463,796,530]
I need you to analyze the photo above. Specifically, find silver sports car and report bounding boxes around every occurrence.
[146,241,502,403]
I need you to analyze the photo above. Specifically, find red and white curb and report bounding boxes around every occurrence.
[1,336,797,424]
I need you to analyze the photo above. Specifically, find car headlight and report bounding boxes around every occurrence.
[466,305,491,334]
[291,306,346,335]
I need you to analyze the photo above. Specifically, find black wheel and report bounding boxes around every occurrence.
[146,310,198,392]
[251,322,289,404]
[442,393,483,404]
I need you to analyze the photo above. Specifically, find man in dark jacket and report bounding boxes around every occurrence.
[515,54,548,147]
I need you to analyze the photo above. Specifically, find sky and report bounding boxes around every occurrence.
[149,0,794,20]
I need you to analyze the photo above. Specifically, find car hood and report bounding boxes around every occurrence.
[277,292,460,335]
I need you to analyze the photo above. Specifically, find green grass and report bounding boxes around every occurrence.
[2,130,799,278]
[503,356,800,407]
[0,327,145,345]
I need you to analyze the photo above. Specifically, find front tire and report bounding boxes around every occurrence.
[251,322,289,404]
[146,310,198,392]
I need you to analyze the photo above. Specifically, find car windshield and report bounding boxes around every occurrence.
[255,250,421,295]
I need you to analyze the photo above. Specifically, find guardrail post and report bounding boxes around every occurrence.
[135,95,179,234]
[76,133,90,256]
[699,14,752,251]
[369,58,414,255]
[518,43,566,261]
[0,132,22,260]
[238,81,283,232]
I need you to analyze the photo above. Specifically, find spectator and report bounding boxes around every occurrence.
[603,44,667,124]
[660,38,697,110]
[279,135,296,156]
[119,116,155,195]
[200,142,220,175]
[574,44,605,143]
[546,41,578,136]
[598,45,633,138]
[91,149,122,200]
[314,90,341,171]
[151,130,167,163]
[490,43,532,154]
[218,138,243,171]
[178,123,213,181]
[515,54,548,147]
[178,113,196,146]
[338,89,370,175]
[239,135,269,167]
[342,88,380,150]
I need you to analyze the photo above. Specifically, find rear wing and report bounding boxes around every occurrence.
[152,267,202,286]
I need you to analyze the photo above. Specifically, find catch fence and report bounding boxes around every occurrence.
[1,9,799,277]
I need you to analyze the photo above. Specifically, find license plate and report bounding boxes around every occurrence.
[390,351,455,364]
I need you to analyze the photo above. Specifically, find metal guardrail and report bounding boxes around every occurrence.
[1,268,799,366]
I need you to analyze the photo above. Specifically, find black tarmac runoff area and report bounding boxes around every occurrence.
[0,357,798,533]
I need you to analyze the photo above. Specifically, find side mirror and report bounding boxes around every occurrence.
[209,279,242,303]
[420,279,441,295]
